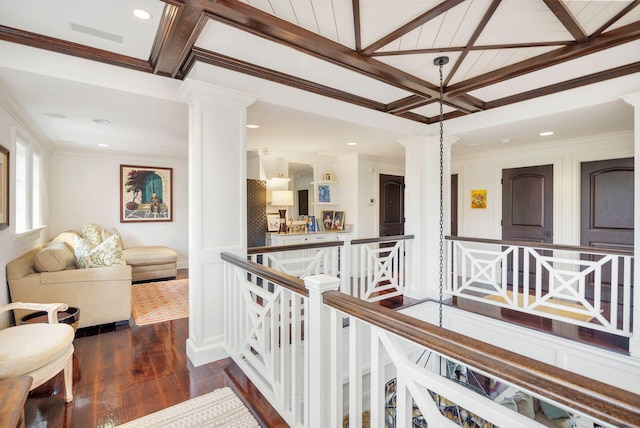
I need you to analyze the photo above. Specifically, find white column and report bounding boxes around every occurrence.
[400,134,458,299]
[304,274,340,428]
[621,92,640,358]
[178,79,257,366]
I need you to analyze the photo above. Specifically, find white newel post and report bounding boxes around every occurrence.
[400,134,458,299]
[304,274,340,428]
[178,79,257,366]
[621,92,640,358]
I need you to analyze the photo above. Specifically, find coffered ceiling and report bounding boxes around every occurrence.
[0,0,638,160]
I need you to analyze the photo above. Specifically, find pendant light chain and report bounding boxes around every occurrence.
[435,56,448,329]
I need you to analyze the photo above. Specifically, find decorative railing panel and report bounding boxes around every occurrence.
[447,237,634,337]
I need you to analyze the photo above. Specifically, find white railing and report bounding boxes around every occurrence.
[221,252,640,428]
[447,236,634,337]
[249,235,413,303]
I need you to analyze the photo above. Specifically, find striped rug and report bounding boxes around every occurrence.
[131,279,189,325]
[116,387,259,427]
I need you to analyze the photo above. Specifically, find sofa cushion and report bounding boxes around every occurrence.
[82,223,103,248]
[122,246,177,266]
[76,233,126,268]
[34,242,76,272]
[539,401,570,419]
[512,391,536,419]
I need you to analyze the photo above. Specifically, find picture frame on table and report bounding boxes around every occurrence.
[333,211,345,230]
[0,144,9,230]
[120,165,173,222]
[321,210,334,230]
[267,213,280,232]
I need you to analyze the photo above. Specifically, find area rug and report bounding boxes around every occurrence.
[132,279,189,325]
[116,387,259,427]
[483,290,596,322]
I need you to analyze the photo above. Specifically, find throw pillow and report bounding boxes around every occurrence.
[101,227,123,247]
[52,230,81,250]
[34,242,76,272]
[499,396,518,412]
[82,223,103,248]
[539,401,570,419]
[76,233,127,268]
[512,391,536,419]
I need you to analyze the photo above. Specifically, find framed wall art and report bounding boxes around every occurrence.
[318,184,331,203]
[471,189,487,209]
[0,144,8,229]
[121,165,173,222]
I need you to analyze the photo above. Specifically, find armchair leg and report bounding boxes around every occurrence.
[63,357,73,402]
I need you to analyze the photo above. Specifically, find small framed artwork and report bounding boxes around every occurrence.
[318,184,331,203]
[267,213,280,232]
[0,144,8,230]
[121,165,173,222]
[471,189,487,209]
[321,210,334,230]
[333,211,345,230]
[324,173,332,181]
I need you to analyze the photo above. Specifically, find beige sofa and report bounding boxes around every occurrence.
[6,231,132,329]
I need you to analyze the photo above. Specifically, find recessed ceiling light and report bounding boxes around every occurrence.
[98,143,109,147]
[347,142,358,146]
[540,131,554,136]
[501,138,511,144]
[133,8,152,20]
[44,112,67,118]
[93,119,111,125]
[246,124,260,129]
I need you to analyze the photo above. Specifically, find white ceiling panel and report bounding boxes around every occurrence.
[0,0,165,59]
[195,20,412,104]
[566,0,632,35]
[469,39,640,101]
[375,52,463,85]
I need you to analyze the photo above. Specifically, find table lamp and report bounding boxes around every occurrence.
[271,190,294,233]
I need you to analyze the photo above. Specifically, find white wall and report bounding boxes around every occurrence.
[50,152,189,268]
[451,132,633,245]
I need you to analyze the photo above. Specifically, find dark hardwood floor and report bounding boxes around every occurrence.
[24,271,288,428]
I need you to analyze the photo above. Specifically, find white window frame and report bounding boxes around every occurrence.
[13,129,45,239]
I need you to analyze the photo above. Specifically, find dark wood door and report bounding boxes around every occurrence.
[502,164,554,289]
[581,157,634,304]
[379,174,404,237]
[298,189,308,215]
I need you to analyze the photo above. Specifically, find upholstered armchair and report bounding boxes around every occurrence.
[0,302,74,402]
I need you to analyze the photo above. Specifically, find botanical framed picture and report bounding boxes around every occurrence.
[333,211,345,230]
[266,213,280,232]
[120,165,173,222]
[471,189,487,209]
[0,144,8,229]
[321,210,334,230]
[318,184,331,203]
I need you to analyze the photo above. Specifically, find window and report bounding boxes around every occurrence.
[14,137,42,234]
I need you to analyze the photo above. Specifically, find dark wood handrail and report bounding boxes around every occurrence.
[447,235,635,256]
[248,240,344,255]
[220,252,309,297]
[323,290,640,427]
[351,234,415,245]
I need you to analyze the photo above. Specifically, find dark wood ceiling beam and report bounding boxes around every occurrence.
[201,0,443,101]
[0,24,152,73]
[372,41,569,56]
[447,21,640,96]
[183,47,390,112]
[149,3,182,73]
[444,0,502,87]
[360,0,465,56]
[485,61,640,110]
[543,0,588,42]
[353,0,362,52]
[385,95,431,114]
[152,2,208,78]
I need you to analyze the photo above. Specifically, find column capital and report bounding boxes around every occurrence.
[398,134,459,149]
[621,92,640,107]
[304,274,340,293]
[177,78,258,107]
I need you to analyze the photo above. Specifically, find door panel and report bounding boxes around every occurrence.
[502,165,554,290]
[581,158,634,303]
[451,174,458,236]
[379,174,404,237]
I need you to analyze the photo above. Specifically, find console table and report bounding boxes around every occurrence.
[0,375,32,428]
